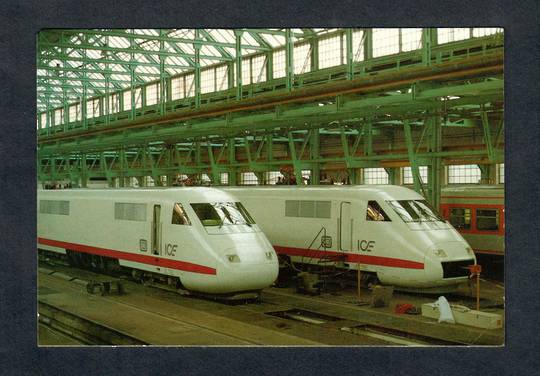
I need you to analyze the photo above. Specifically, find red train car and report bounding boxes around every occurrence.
[441,185,504,257]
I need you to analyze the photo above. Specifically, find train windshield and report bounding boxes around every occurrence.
[386,200,444,223]
[190,202,256,227]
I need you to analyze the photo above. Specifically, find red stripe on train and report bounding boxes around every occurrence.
[274,245,424,270]
[37,237,217,275]
[442,196,504,200]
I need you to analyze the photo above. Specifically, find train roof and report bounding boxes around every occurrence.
[224,185,424,201]
[441,185,504,197]
[37,187,238,202]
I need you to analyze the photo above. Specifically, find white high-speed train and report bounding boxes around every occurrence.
[224,185,477,292]
[37,188,279,298]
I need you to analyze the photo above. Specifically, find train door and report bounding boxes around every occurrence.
[339,201,352,251]
[151,204,162,256]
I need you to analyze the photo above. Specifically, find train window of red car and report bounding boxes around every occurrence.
[366,201,391,221]
[449,208,471,229]
[476,209,499,231]
[172,203,191,225]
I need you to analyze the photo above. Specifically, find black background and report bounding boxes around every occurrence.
[1,1,539,374]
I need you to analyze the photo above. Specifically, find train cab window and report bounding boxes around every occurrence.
[236,202,256,224]
[172,203,191,225]
[476,209,499,231]
[366,201,391,221]
[191,203,222,226]
[386,200,444,223]
[191,202,255,227]
[449,208,471,229]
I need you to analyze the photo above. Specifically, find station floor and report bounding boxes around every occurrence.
[38,266,504,346]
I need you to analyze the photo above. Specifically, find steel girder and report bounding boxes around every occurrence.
[38,78,503,156]
[37,29,503,113]
[38,30,504,208]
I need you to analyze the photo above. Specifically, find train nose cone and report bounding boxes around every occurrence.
[222,261,279,291]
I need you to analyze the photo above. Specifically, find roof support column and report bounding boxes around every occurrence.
[228,138,237,185]
[422,28,433,66]
[310,36,318,72]
[404,120,424,195]
[45,93,51,135]
[104,34,110,126]
[207,143,220,184]
[363,120,373,157]
[80,153,88,188]
[129,29,136,120]
[61,45,68,132]
[288,132,302,185]
[80,33,88,130]
[227,61,235,90]
[365,28,373,61]
[341,129,355,184]
[118,148,126,187]
[427,116,442,210]
[385,168,399,185]
[478,164,494,184]
[234,30,243,100]
[81,83,87,129]
[159,29,167,115]
[285,29,294,91]
[266,49,273,81]
[194,30,202,108]
[309,128,320,185]
[266,133,274,164]
[346,28,354,80]
[480,108,494,162]
[104,72,110,126]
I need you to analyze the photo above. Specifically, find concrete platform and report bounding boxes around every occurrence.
[262,284,504,346]
[38,272,322,346]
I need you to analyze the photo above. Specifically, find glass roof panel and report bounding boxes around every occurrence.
[39,28,496,113]
[133,29,159,36]
[259,33,284,48]
[200,44,220,57]
[109,36,129,48]
[208,29,235,44]
[241,32,259,47]
[180,42,195,54]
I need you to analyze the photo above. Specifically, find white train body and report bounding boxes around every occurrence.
[224,185,476,291]
[37,188,278,295]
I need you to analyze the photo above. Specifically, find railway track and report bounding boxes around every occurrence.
[39,302,146,345]
[38,261,503,346]
[38,267,262,345]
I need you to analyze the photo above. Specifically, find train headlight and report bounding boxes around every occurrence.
[265,251,274,260]
[226,254,241,263]
[433,249,448,258]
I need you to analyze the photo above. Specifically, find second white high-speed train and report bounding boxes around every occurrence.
[225,185,477,292]
[38,188,279,298]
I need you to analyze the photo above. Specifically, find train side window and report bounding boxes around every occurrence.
[366,201,391,221]
[449,208,471,229]
[172,203,191,225]
[476,209,499,231]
